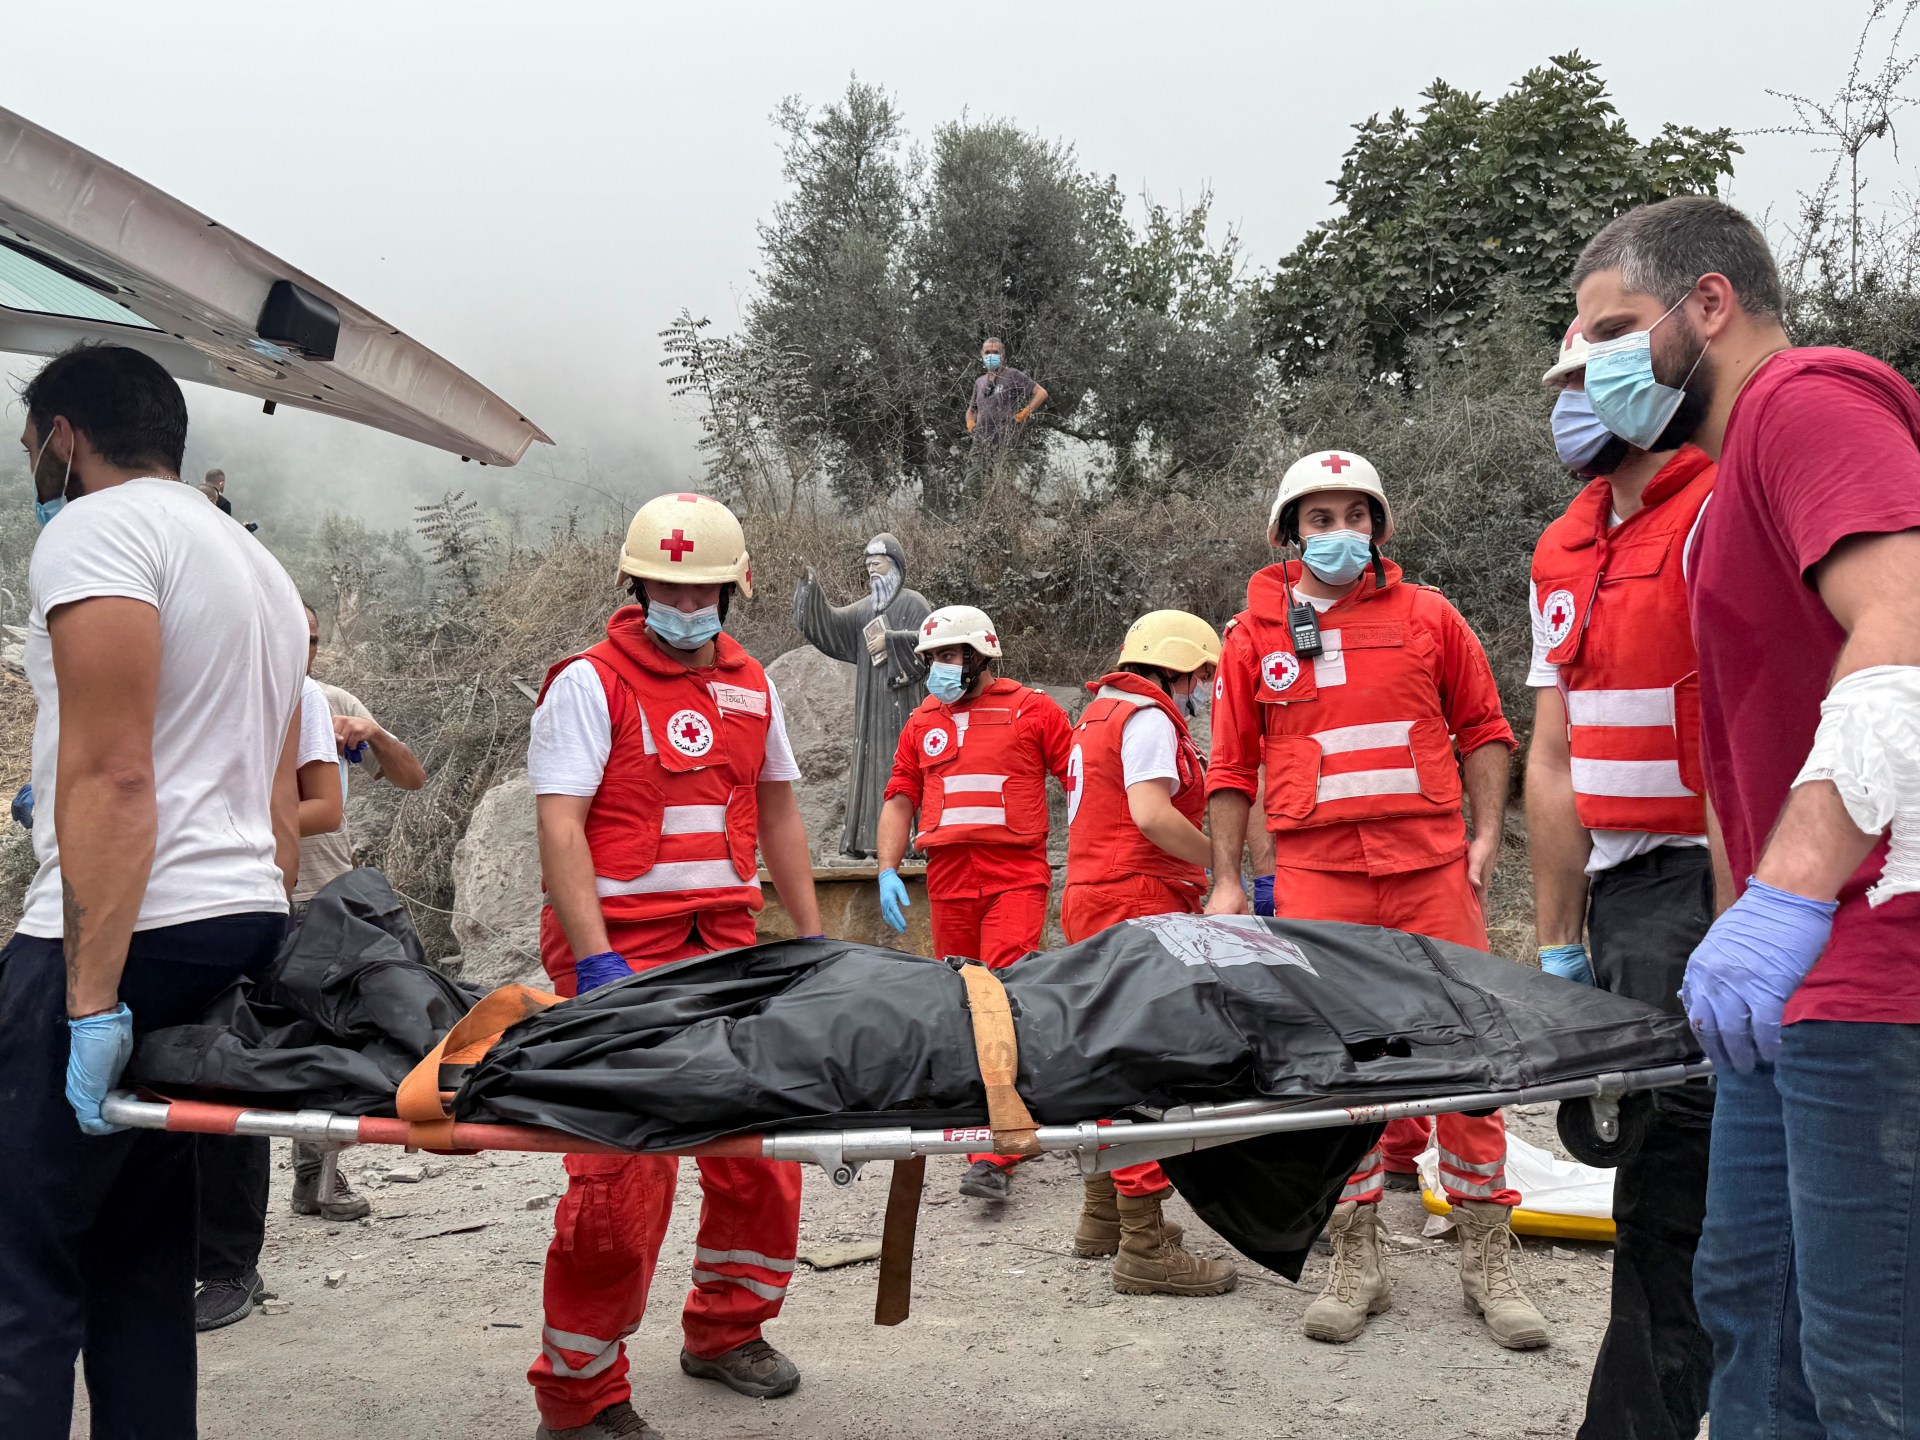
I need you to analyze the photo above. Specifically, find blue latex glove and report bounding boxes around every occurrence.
[1680,878,1838,1074]
[66,1004,134,1135]
[344,741,368,765]
[878,868,911,933]
[573,950,632,994]
[1251,874,1275,917]
[1538,943,1595,985]
[11,782,32,831]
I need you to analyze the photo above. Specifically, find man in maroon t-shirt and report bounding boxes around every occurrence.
[1574,195,1920,1435]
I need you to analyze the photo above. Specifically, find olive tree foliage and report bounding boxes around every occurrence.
[668,79,1264,514]
[1261,54,1740,380]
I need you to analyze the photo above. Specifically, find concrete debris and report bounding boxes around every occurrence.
[797,1239,884,1270]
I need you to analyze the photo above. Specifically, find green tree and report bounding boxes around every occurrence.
[749,80,920,508]
[906,116,1125,510]
[1262,53,1739,380]
[414,490,490,599]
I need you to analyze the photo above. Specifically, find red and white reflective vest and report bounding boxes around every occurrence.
[1066,672,1207,890]
[537,607,770,921]
[902,678,1058,851]
[1531,447,1715,834]
[1238,574,1468,832]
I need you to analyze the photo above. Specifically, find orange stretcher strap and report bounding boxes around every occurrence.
[395,983,564,1148]
[956,961,1040,1157]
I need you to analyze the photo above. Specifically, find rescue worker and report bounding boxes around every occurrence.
[874,604,1072,1203]
[1203,451,1549,1350]
[525,492,823,1440]
[1059,609,1238,1297]
[1529,320,1717,1438]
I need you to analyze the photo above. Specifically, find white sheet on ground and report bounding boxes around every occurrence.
[1417,1132,1614,1236]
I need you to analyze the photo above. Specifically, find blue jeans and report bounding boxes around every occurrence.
[1695,1020,1920,1438]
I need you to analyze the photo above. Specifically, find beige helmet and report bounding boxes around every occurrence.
[619,492,754,597]
[1267,449,1394,546]
[915,604,1001,658]
[1542,319,1592,386]
[1119,610,1221,674]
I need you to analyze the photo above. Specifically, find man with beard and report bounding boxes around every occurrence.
[792,534,931,856]
[1575,195,1920,1433]
[1528,318,1717,1438]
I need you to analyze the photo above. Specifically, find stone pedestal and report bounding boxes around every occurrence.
[756,863,935,955]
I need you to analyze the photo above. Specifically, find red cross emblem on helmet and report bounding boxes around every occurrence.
[1542,588,1578,649]
[665,708,715,758]
[1321,453,1352,475]
[1262,650,1301,692]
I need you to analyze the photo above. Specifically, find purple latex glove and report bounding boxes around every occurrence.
[1679,878,1838,1074]
[574,950,632,994]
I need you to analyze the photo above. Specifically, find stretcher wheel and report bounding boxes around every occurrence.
[1556,1092,1652,1169]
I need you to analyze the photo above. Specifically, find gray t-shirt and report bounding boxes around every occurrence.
[971,366,1036,448]
[293,681,382,902]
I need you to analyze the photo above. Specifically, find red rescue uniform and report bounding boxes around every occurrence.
[1209,560,1520,1206]
[1062,670,1208,1194]
[1531,446,1715,835]
[887,675,1070,1169]
[885,676,1072,966]
[528,610,803,1432]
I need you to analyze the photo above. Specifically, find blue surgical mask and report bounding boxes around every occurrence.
[927,661,966,704]
[1550,388,1617,473]
[28,431,72,527]
[1181,681,1210,719]
[982,353,1002,370]
[1582,294,1709,451]
[647,603,722,652]
[1301,529,1374,586]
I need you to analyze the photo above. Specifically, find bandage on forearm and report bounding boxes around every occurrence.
[1793,665,1920,906]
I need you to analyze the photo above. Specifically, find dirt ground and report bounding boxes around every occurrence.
[75,1106,1627,1440]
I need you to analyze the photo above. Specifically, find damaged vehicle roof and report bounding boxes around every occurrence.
[0,105,550,467]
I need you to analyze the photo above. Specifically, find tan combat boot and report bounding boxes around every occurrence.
[1111,1189,1237,1296]
[1074,1174,1182,1258]
[1454,1199,1550,1350]
[1301,1200,1391,1343]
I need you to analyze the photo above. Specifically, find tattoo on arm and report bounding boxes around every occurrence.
[62,876,86,1008]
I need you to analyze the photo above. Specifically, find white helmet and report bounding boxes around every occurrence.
[1267,449,1394,546]
[1542,319,1592,386]
[914,604,1002,658]
[619,492,754,597]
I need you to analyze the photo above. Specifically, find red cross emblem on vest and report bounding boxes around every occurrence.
[1542,587,1578,649]
[1321,453,1351,475]
[1064,744,1084,824]
[664,708,715,758]
[660,529,695,561]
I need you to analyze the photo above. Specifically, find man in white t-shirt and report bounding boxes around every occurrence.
[524,493,821,1440]
[1525,320,1719,1438]
[1058,609,1239,1297]
[0,345,306,1439]
[194,664,350,1331]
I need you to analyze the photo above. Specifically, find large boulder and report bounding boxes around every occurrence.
[449,768,544,985]
[763,645,856,862]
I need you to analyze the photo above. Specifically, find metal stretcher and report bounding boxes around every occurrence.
[103,1060,1706,1322]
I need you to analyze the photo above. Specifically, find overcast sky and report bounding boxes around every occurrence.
[1,0,1880,520]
